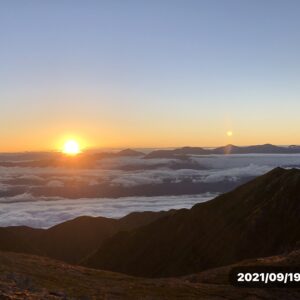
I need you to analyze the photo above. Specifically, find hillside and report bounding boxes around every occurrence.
[0,211,171,264]
[85,167,300,277]
[2,167,300,280]
[0,250,298,299]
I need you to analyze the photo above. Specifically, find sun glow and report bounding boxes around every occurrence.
[62,140,81,155]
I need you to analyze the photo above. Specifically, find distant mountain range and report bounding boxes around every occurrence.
[145,144,300,158]
[1,144,300,170]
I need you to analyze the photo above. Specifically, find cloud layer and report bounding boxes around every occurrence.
[1,153,300,227]
[0,194,215,228]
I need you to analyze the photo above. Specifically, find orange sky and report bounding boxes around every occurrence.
[2,119,300,152]
[2,1,300,152]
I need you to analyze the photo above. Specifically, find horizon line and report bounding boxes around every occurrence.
[1,143,300,154]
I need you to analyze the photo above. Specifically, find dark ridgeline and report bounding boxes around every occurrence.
[92,148,145,160]
[84,167,300,276]
[0,211,172,264]
[0,167,300,279]
[145,144,300,158]
[1,144,300,168]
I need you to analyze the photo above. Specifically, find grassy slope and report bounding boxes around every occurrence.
[0,251,299,299]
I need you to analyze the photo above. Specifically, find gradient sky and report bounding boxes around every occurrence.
[1,0,300,151]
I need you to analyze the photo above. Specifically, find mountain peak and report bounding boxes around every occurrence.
[117,149,144,156]
[84,167,300,277]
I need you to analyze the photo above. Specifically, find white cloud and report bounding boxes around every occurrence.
[18,174,45,181]
[110,172,164,187]
[1,154,300,228]
[191,154,300,170]
[46,180,64,188]
[88,179,99,186]
[0,193,216,228]
[98,157,177,169]
[0,193,61,203]
[200,164,272,183]
[1,155,299,191]
[0,183,10,192]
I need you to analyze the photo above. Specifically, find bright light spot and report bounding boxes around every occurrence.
[227,131,233,137]
[62,140,81,155]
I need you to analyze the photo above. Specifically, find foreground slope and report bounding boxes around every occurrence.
[85,167,300,277]
[185,248,300,285]
[0,251,298,299]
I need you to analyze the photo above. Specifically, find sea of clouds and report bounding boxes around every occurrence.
[0,193,215,228]
[0,153,300,228]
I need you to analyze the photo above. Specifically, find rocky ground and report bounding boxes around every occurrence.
[0,251,299,299]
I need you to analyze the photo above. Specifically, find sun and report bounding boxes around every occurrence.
[226,131,233,137]
[62,140,81,155]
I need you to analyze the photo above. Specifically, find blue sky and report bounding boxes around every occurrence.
[1,0,300,150]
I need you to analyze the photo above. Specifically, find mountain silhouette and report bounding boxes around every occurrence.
[2,145,300,168]
[1,167,300,280]
[212,143,300,154]
[92,148,144,160]
[145,147,209,158]
[84,167,300,277]
[145,144,300,158]
[116,148,145,156]
[0,211,171,264]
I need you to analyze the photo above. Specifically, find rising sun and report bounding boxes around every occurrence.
[62,140,81,155]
